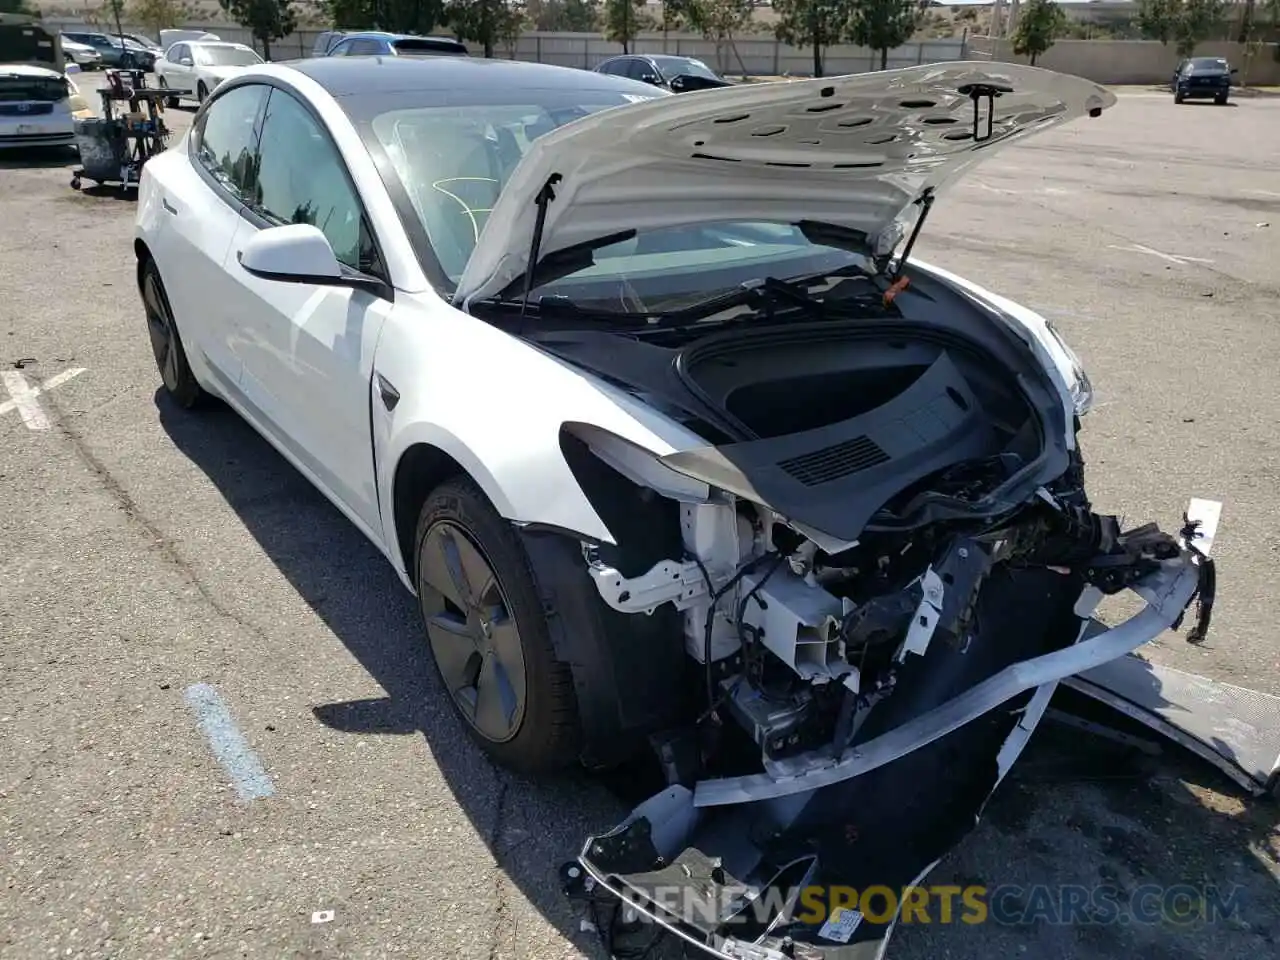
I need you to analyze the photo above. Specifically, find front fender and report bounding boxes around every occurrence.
[372,295,709,575]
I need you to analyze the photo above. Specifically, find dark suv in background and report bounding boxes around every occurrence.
[593,53,732,92]
[61,31,157,70]
[1172,56,1237,104]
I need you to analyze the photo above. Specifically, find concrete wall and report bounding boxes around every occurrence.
[41,18,968,77]
[967,35,1280,85]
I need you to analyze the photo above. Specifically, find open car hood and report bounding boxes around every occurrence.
[454,62,1115,306]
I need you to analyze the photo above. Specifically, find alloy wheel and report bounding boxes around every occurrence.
[419,520,528,743]
[141,269,180,391]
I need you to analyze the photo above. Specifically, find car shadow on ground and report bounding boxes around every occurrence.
[0,145,78,169]
[154,389,1279,960]
[154,390,658,959]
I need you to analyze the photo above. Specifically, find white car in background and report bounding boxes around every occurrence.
[0,64,93,150]
[59,37,102,70]
[155,40,262,106]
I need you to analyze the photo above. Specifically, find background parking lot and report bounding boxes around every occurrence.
[1,77,1277,959]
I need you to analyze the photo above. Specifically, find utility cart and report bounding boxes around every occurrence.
[70,69,188,193]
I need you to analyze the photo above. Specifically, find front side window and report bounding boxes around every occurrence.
[192,83,268,203]
[249,89,374,273]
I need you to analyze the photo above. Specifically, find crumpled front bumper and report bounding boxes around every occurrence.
[568,504,1216,960]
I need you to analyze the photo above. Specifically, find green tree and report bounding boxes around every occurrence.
[1010,0,1065,65]
[679,0,754,73]
[771,0,853,78]
[219,0,297,59]
[326,0,446,33]
[1137,0,1182,44]
[526,0,599,31]
[129,0,185,37]
[848,0,921,70]
[447,0,524,56]
[603,0,645,52]
[105,0,127,39]
[1173,0,1225,55]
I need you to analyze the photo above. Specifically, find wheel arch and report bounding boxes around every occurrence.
[134,238,153,290]
[389,436,519,586]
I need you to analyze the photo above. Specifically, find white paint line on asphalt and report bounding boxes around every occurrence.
[182,683,275,801]
[1248,189,1280,198]
[1107,243,1214,265]
[0,367,87,430]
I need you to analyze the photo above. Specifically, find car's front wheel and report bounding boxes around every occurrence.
[196,81,208,104]
[1174,90,1185,103]
[140,258,205,409]
[414,477,581,775]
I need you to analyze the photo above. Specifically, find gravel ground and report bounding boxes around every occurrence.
[0,77,1276,960]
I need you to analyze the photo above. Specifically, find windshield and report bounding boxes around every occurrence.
[1188,58,1228,73]
[660,57,719,81]
[368,96,866,305]
[195,45,262,67]
[0,74,69,103]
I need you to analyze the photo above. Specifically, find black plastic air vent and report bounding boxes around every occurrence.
[778,435,890,486]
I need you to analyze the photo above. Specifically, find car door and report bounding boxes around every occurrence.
[222,85,392,532]
[164,43,193,90]
[153,81,270,392]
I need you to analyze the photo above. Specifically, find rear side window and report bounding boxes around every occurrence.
[191,83,268,203]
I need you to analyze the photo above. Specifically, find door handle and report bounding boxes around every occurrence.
[375,373,400,411]
[161,197,178,215]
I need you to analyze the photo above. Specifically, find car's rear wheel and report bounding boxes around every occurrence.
[140,258,205,409]
[414,477,581,775]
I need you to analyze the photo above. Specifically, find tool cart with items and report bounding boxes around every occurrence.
[70,69,187,193]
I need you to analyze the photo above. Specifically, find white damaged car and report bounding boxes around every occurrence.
[134,56,1218,958]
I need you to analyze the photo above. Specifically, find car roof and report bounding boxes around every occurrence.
[0,63,63,78]
[284,54,653,99]
[190,40,253,49]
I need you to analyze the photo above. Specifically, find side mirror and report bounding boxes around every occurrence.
[178,56,193,66]
[238,223,384,295]
[1230,67,1239,75]
[640,73,661,85]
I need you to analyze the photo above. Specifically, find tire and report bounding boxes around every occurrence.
[140,257,206,409]
[1215,94,1228,105]
[196,81,208,104]
[414,477,581,775]
[1174,91,1184,103]
[158,76,178,108]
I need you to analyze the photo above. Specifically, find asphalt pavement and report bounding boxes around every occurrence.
[0,79,1277,960]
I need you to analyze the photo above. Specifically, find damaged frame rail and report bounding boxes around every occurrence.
[691,554,1202,807]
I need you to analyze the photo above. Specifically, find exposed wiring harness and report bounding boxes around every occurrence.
[691,551,785,724]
